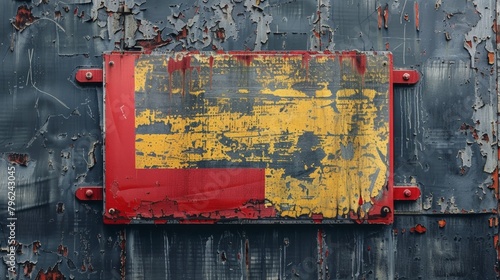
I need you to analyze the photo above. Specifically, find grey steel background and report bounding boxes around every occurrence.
[0,0,498,279]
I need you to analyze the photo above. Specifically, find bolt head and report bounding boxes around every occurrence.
[108,208,116,215]
[85,189,94,197]
[403,189,412,197]
[85,72,93,80]
[402,73,410,80]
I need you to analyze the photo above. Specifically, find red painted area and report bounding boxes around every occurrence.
[410,224,427,234]
[167,54,192,75]
[75,68,103,83]
[104,52,268,224]
[75,187,103,201]
[34,264,65,280]
[393,186,421,201]
[393,69,420,85]
[13,5,37,31]
[414,2,420,31]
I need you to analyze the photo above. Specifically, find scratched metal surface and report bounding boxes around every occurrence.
[0,0,498,279]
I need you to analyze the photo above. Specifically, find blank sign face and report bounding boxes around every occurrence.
[103,51,393,224]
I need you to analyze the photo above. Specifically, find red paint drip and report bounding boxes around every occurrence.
[209,55,214,89]
[377,6,383,29]
[358,194,364,205]
[414,2,420,31]
[354,53,367,75]
[231,51,254,66]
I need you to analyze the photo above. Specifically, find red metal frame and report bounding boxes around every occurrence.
[97,51,415,224]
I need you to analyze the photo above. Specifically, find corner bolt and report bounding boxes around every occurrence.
[402,73,410,81]
[85,72,93,80]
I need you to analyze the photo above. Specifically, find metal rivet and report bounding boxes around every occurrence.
[402,73,410,80]
[403,189,412,197]
[85,189,94,197]
[109,61,114,66]
[85,72,93,80]
[108,208,116,214]
[381,206,391,214]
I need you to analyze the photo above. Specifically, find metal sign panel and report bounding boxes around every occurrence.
[103,51,393,224]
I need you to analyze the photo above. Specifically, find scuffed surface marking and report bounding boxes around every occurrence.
[463,0,495,68]
[133,52,390,219]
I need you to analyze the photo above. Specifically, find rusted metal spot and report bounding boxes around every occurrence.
[12,5,37,32]
[488,51,495,65]
[57,244,69,257]
[410,224,427,234]
[23,261,36,278]
[438,219,446,228]
[34,264,65,280]
[414,2,420,31]
[383,4,389,29]
[393,69,420,85]
[489,217,499,228]
[8,153,29,166]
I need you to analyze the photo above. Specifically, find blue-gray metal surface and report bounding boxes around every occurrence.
[0,0,498,279]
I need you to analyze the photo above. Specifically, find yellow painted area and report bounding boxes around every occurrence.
[134,53,389,219]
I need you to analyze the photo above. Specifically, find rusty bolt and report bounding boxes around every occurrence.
[403,189,412,197]
[108,208,116,215]
[85,189,94,197]
[381,206,391,216]
[85,72,93,80]
[402,73,410,81]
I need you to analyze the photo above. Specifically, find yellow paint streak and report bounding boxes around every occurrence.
[134,53,389,218]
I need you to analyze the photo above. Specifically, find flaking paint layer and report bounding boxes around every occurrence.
[132,52,390,219]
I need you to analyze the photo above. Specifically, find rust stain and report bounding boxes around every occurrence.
[488,51,495,65]
[23,261,36,278]
[465,40,472,48]
[383,4,389,29]
[438,219,446,228]
[8,153,29,166]
[34,264,65,280]
[489,217,499,228]
[12,5,37,32]
[137,30,173,53]
[410,224,427,234]
[216,28,226,42]
[385,42,390,50]
[414,2,420,31]
[377,6,383,29]
[33,241,41,254]
[403,13,409,22]
[57,244,69,257]
[176,26,189,40]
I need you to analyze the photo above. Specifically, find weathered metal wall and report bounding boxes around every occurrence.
[0,0,498,279]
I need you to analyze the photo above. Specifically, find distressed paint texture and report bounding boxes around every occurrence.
[1,0,499,279]
[131,52,390,220]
